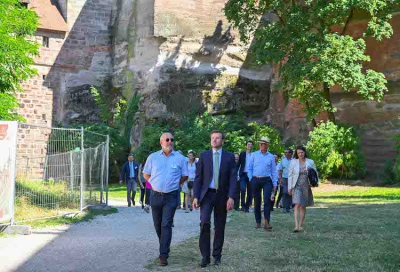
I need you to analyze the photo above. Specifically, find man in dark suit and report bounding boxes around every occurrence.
[119,153,139,207]
[193,130,236,267]
[235,140,253,212]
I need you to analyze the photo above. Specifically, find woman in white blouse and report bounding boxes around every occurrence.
[288,146,318,232]
[182,151,196,213]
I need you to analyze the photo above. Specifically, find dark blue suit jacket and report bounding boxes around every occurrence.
[193,149,237,204]
[120,161,139,182]
[237,151,247,176]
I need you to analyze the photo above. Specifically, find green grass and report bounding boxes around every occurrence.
[14,179,105,222]
[108,183,186,205]
[146,184,400,271]
[314,187,400,204]
[26,207,118,229]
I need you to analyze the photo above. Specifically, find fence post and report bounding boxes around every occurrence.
[105,135,109,206]
[70,151,74,194]
[10,121,18,225]
[80,127,84,212]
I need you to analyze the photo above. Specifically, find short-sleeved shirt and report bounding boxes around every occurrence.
[187,162,196,180]
[143,150,189,193]
[278,157,292,178]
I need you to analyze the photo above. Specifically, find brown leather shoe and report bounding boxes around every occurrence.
[159,256,168,266]
[255,223,261,229]
[264,220,273,231]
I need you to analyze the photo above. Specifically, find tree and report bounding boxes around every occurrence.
[224,0,399,124]
[0,0,39,120]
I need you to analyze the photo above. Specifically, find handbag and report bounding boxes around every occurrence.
[307,167,319,187]
[187,180,194,189]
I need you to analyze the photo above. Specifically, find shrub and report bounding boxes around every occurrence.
[383,160,397,185]
[306,121,366,179]
[134,113,284,161]
[393,135,400,182]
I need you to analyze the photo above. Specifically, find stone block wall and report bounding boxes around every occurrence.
[46,0,115,124]
[265,14,400,175]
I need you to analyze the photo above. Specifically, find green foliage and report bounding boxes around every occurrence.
[0,92,25,121]
[383,159,397,185]
[306,121,366,179]
[134,112,285,162]
[72,123,128,181]
[0,0,39,120]
[90,86,113,123]
[0,0,39,93]
[392,134,400,182]
[247,122,284,155]
[84,88,141,181]
[224,0,399,121]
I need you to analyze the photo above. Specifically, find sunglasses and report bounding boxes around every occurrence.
[165,138,174,142]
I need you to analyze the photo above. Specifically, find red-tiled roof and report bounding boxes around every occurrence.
[29,0,68,32]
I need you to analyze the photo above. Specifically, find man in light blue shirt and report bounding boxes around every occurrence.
[278,148,293,213]
[247,137,277,230]
[143,133,188,266]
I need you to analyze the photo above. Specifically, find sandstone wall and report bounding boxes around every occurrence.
[112,0,273,148]
[46,0,115,125]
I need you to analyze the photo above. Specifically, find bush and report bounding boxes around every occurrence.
[383,160,397,185]
[306,121,366,179]
[134,112,285,161]
[393,135,400,182]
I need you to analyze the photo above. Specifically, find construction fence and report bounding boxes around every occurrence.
[0,121,109,225]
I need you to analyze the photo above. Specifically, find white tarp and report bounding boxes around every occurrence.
[0,121,17,224]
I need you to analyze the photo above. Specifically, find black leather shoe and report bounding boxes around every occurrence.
[214,258,221,265]
[199,257,210,267]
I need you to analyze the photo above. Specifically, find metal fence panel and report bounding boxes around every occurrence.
[13,123,108,223]
[0,122,18,225]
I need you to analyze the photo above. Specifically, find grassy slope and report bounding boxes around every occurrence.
[147,184,400,272]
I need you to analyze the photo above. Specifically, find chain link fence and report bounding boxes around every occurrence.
[13,123,109,223]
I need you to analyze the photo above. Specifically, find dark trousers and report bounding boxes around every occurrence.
[145,188,151,205]
[126,179,137,205]
[199,189,227,259]
[281,178,292,210]
[177,186,182,207]
[234,173,252,210]
[252,177,273,223]
[140,187,146,205]
[150,190,178,257]
[271,185,283,210]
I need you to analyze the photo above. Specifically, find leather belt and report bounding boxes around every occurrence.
[152,189,177,195]
[253,176,271,180]
[208,188,217,193]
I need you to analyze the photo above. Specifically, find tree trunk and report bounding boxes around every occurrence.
[305,101,317,127]
[322,82,336,124]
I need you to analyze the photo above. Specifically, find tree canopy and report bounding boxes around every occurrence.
[224,0,399,124]
[0,0,39,120]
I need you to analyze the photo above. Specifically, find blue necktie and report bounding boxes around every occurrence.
[130,162,134,178]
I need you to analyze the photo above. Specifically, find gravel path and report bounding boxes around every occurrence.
[0,202,201,272]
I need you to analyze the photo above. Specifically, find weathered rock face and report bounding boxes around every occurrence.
[111,0,273,148]
[23,0,399,176]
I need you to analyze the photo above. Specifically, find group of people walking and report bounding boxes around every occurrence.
[119,130,318,267]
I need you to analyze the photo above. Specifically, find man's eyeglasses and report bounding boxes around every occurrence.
[165,138,174,142]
